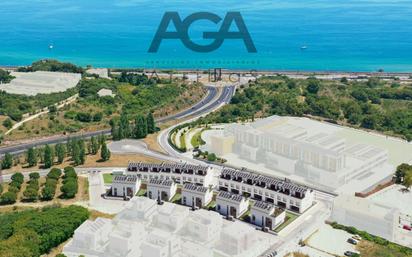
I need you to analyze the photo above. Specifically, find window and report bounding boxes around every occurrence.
[217,205,221,210]
[252,215,256,221]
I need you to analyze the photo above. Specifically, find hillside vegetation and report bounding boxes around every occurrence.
[0,205,89,257]
[2,60,206,142]
[200,76,412,141]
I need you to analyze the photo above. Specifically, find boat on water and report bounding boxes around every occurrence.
[48,44,54,50]
[301,45,308,50]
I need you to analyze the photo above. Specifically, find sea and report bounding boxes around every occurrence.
[1,0,412,72]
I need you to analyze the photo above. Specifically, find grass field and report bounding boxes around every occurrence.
[274,211,299,233]
[357,240,412,257]
[103,173,113,184]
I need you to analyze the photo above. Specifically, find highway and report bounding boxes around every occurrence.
[0,85,234,182]
[158,85,235,158]
[0,85,221,157]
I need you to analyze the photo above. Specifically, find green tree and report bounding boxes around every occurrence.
[90,136,99,155]
[395,163,411,183]
[110,118,120,141]
[147,112,156,134]
[2,153,13,169]
[71,142,81,166]
[306,78,320,94]
[55,143,66,164]
[98,134,106,145]
[404,173,412,190]
[134,114,148,139]
[100,142,111,161]
[41,185,55,200]
[11,172,24,184]
[0,191,17,204]
[2,118,13,129]
[207,153,217,162]
[61,178,78,199]
[29,172,40,180]
[26,147,38,167]
[47,168,62,180]
[43,145,54,168]
[0,68,14,83]
[23,187,39,202]
[77,140,86,165]
[119,113,131,139]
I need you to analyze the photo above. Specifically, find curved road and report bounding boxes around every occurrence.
[0,85,222,157]
[158,85,235,158]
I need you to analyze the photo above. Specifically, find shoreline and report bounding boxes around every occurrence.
[2,65,412,77]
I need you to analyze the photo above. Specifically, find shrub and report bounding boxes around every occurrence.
[7,186,20,193]
[41,185,55,201]
[47,168,62,180]
[9,181,22,190]
[11,172,24,184]
[23,187,39,202]
[0,192,17,204]
[29,172,40,180]
[60,179,78,199]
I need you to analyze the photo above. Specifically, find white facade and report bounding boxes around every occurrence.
[111,175,141,198]
[250,200,286,230]
[216,191,249,218]
[127,162,215,187]
[116,196,157,223]
[184,209,223,243]
[331,194,400,242]
[219,168,314,214]
[152,203,190,232]
[181,183,213,208]
[147,179,177,202]
[106,220,144,257]
[63,218,113,257]
[209,116,392,191]
[141,229,181,257]
[64,197,276,257]
[215,222,259,257]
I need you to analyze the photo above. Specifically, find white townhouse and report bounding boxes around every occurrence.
[111,175,141,198]
[117,197,157,223]
[127,162,215,187]
[181,183,213,208]
[185,209,223,243]
[216,191,249,218]
[152,202,190,233]
[64,218,113,256]
[141,229,181,257]
[250,200,286,230]
[218,168,314,213]
[147,178,177,202]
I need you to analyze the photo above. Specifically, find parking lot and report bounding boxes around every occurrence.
[306,224,358,256]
